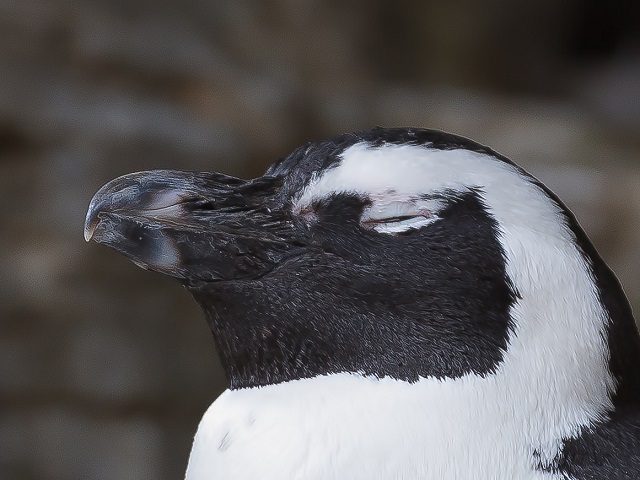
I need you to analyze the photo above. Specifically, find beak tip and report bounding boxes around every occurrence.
[83,224,95,242]
[84,196,101,242]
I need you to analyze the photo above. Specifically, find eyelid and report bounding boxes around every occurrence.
[361,200,422,221]
[367,214,424,224]
[360,197,445,233]
[365,216,437,234]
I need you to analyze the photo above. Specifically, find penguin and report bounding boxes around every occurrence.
[84,127,640,479]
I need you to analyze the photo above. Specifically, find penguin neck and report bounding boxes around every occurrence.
[568,223,640,409]
[504,235,614,390]
[480,178,621,432]
[186,241,625,479]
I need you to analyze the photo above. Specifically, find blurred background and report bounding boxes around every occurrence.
[1,1,639,479]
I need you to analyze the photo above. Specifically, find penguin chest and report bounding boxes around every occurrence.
[184,375,562,480]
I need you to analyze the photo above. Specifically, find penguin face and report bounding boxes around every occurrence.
[85,128,633,398]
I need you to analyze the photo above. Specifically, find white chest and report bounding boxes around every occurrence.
[184,374,568,480]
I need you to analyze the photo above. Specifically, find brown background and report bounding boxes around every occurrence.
[1,1,640,479]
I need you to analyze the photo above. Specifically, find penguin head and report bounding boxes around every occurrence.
[85,128,640,401]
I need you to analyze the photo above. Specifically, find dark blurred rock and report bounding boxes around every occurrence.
[578,51,640,139]
[0,408,163,480]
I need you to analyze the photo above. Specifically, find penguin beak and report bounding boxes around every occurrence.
[84,170,297,281]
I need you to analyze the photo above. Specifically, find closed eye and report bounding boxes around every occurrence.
[362,214,436,234]
[359,195,447,234]
[362,214,425,227]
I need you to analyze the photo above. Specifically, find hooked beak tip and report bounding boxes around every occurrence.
[84,194,102,242]
[83,221,96,242]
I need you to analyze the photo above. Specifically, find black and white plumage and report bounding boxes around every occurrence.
[85,127,640,479]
